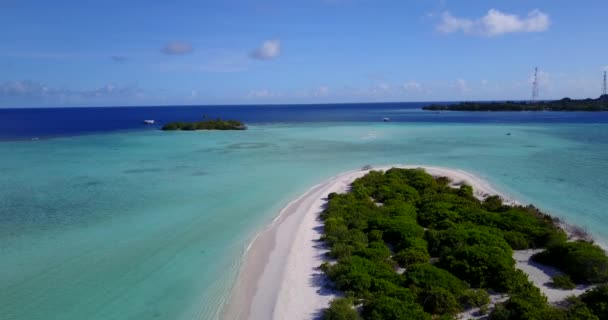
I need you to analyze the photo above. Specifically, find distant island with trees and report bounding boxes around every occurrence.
[161,117,246,131]
[320,168,608,320]
[423,95,608,112]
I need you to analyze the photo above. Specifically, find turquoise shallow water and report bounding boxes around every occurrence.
[1,122,608,320]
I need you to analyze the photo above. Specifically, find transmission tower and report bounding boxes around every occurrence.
[603,71,607,96]
[531,67,539,102]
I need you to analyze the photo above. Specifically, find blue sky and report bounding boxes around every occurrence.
[1,0,607,107]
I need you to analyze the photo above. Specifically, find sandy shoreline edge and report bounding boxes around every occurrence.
[221,165,597,320]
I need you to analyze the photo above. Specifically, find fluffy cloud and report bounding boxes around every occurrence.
[161,42,194,55]
[250,39,281,60]
[437,9,550,37]
[437,12,474,34]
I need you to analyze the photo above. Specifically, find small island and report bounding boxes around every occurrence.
[161,118,246,131]
[423,95,608,112]
[320,168,608,320]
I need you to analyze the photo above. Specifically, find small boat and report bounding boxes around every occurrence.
[382,117,390,122]
[143,120,155,124]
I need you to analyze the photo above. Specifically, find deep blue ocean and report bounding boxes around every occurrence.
[2,103,608,320]
[2,102,608,140]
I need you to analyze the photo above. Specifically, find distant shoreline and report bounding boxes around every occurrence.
[422,95,608,112]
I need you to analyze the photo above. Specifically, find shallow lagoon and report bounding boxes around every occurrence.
[1,122,607,320]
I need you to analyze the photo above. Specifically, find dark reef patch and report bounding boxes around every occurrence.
[226,142,273,150]
[123,168,164,174]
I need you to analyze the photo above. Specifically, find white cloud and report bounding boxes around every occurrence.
[0,80,50,96]
[437,9,550,37]
[246,89,281,99]
[373,83,391,93]
[313,85,330,97]
[403,81,422,92]
[0,80,147,101]
[161,42,194,55]
[250,39,281,60]
[437,12,474,34]
[454,79,468,92]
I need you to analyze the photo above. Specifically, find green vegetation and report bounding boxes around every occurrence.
[580,285,608,319]
[422,95,608,112]
[323,298,362,320]
[161,117,246,131]
[319,168,608,319]
[532,241,608,284]
[552,274,577,290]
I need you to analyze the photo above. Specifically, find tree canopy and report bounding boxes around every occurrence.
[161,117,246,130]
[422,95,608,112]
[319,168,608,319]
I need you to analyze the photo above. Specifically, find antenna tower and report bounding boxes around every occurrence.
[603,71,607,96]
[531,67,539,102]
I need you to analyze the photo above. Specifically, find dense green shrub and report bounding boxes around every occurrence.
[393,247,430,267]
[405,264,467,296]
[367,230,383,242]
[426,225,512,257]
[580,284,608,319]
[358,242,392,262]
[380,200,417,219]
[319,168,607,319]
[419,287,462,315]
[362,296,431,320]
[503,231,532,250]
[490,285,557,320]
[482,195,508,212]
[323,297,362,320]
[563,297,600,320]
[457,185,474,197]
[551,274,577,290]
[438,244,514,291]
[369,216,424,252]
[459,288,490,310]
[325,256,402,297]
[533,241,608,283]
[369,279,416,301]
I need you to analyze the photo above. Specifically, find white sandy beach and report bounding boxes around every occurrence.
[513,249,592,304]
[221,165,589,320]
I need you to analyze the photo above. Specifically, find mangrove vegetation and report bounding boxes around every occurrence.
[320,168,608,320]
[161,118,246,131]
[423,95,608,112]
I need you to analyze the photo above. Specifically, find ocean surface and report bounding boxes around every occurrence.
[1,103,608,320]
